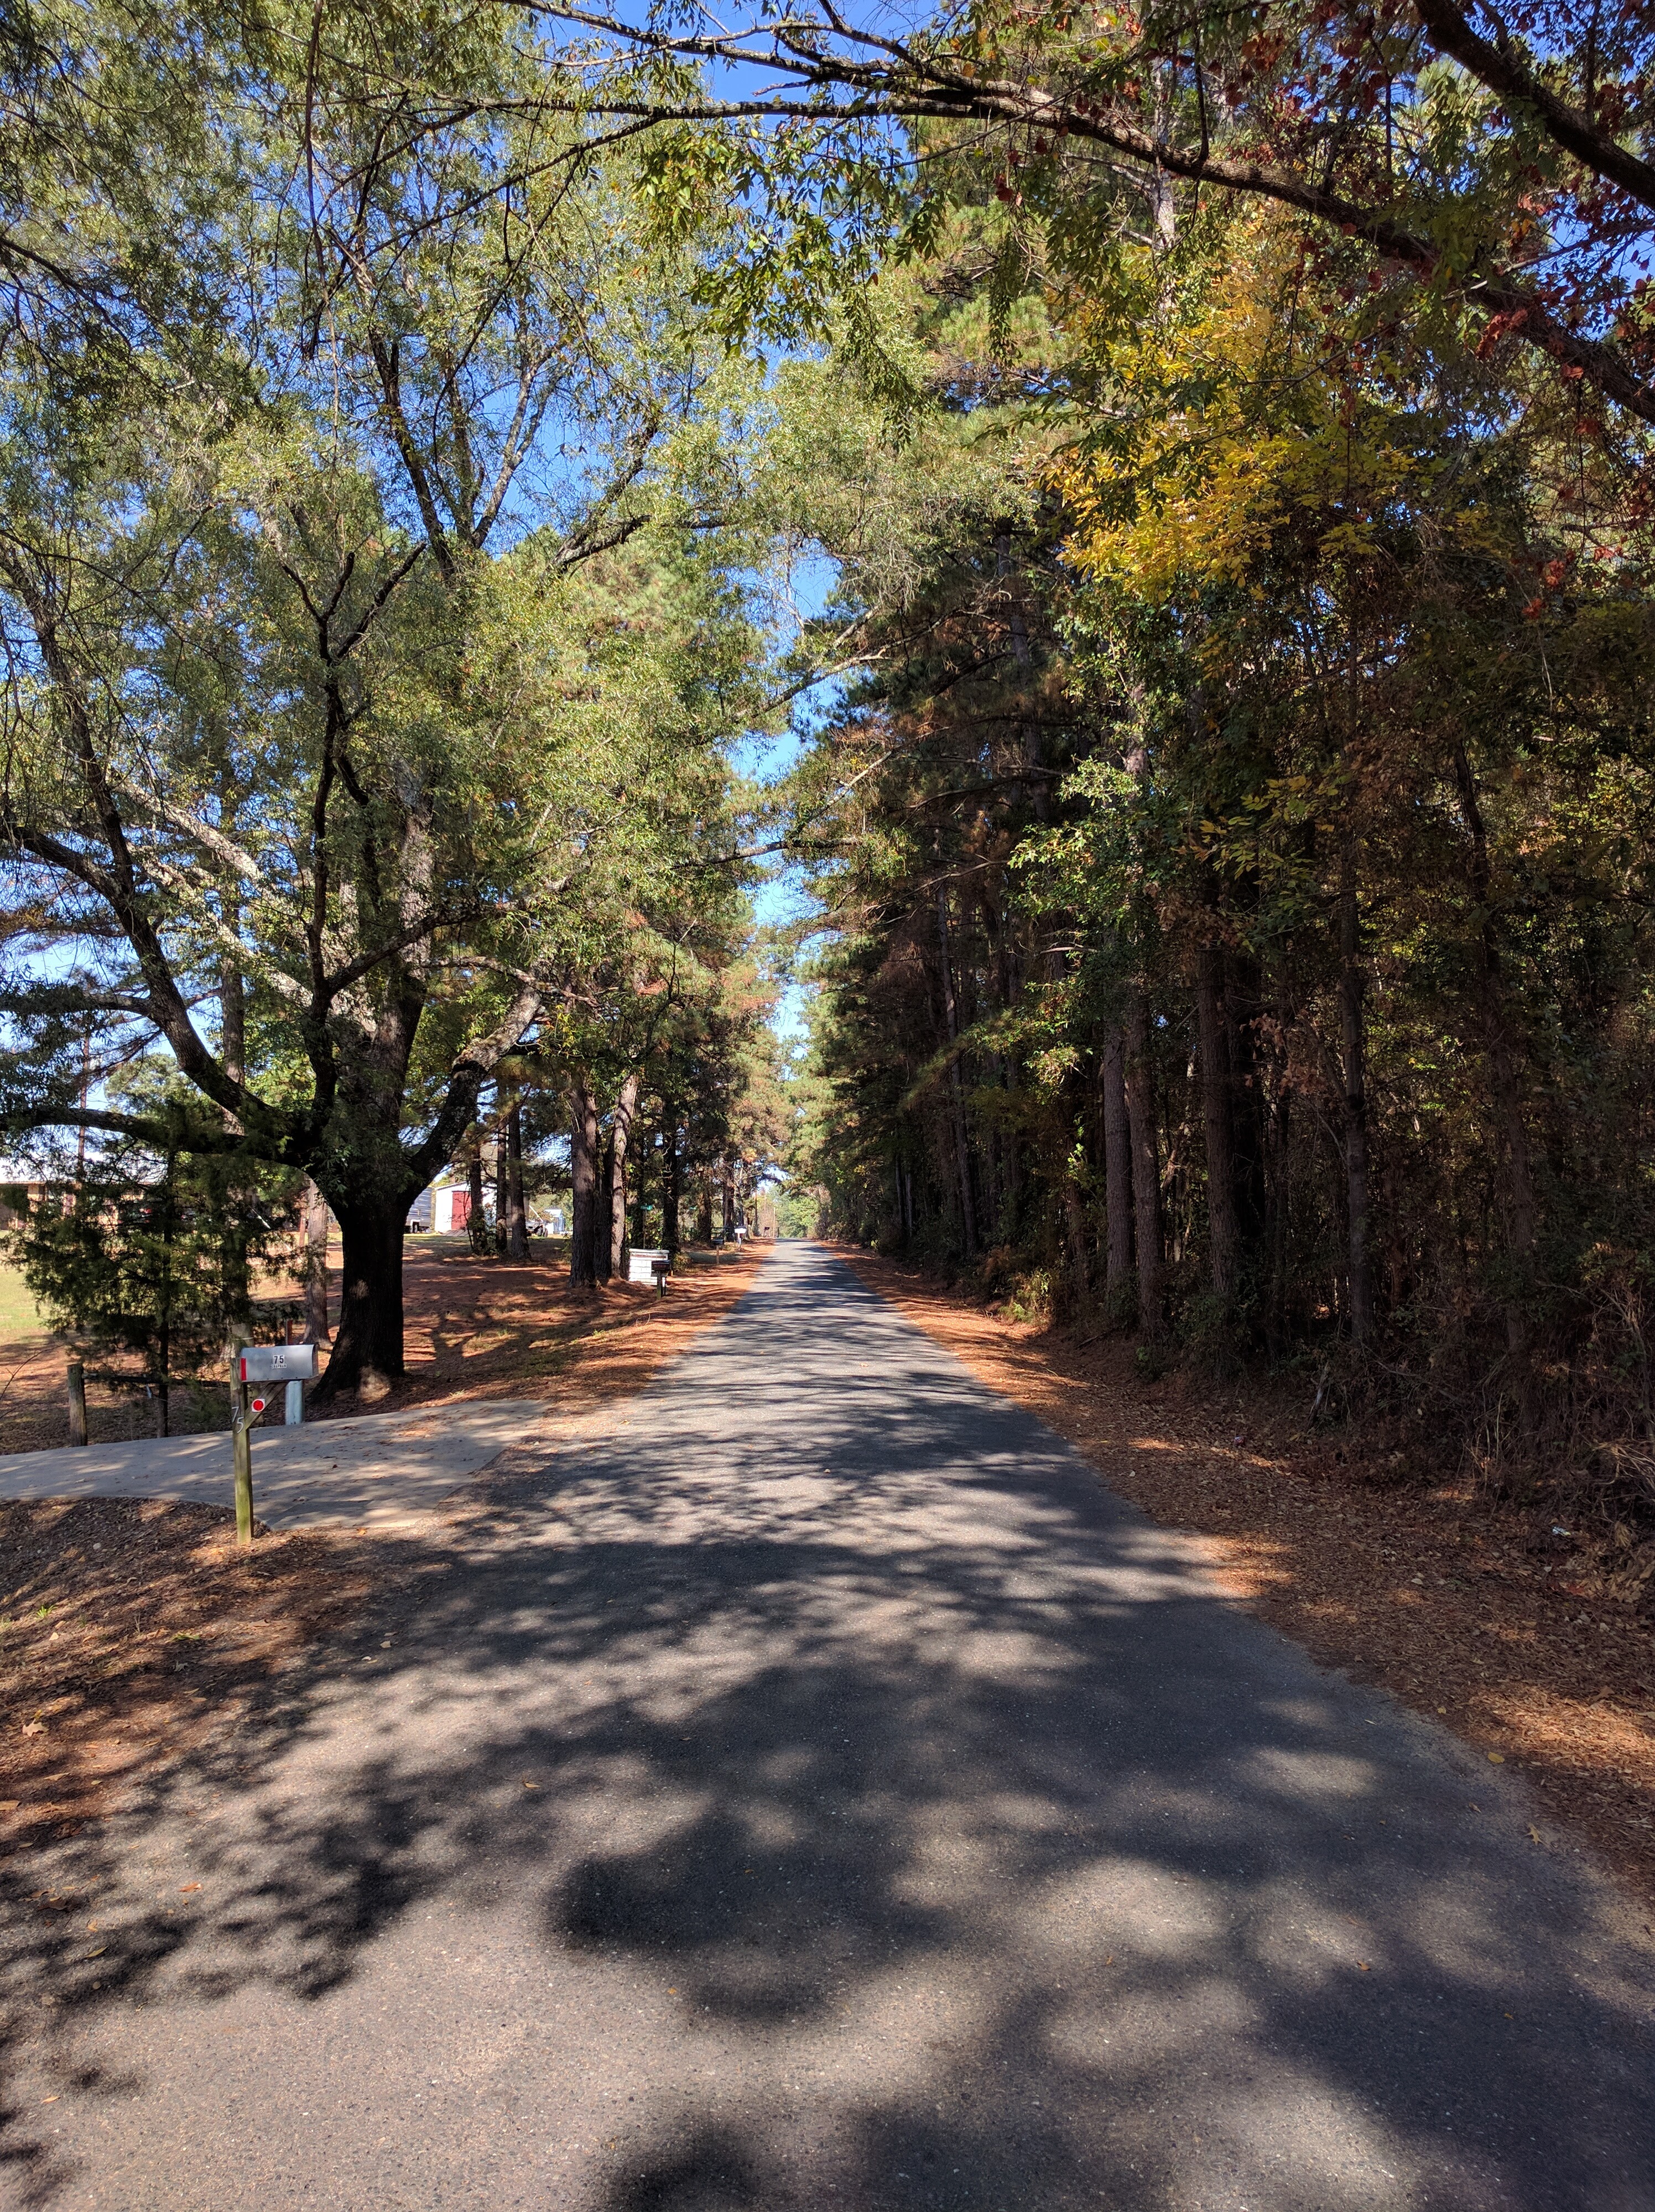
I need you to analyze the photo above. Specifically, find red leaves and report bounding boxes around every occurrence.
[1474,306,1532,361]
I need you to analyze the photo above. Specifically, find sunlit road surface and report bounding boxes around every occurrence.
[4,1243,1652,2211]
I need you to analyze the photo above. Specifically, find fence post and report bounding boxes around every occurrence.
[227,1343,254,1545]
[66,1360,87,1447]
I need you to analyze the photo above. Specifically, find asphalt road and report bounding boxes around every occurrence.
[4,1243,1652,2212]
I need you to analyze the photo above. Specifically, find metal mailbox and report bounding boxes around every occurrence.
[237,1344,320,1384]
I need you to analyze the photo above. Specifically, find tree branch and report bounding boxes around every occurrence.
[2,1104,258,1156]
[529,7,1655,425]
[1412,0,1655,213]
[405,973,551,1185]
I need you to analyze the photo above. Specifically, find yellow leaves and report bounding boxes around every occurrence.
[1052,212,1431,612]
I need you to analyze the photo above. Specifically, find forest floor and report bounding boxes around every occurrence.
[0,1244,764,1871]
[840,1247,1655,1917]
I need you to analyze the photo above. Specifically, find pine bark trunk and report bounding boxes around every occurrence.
[467,1147,488,1253]
[1227,950,1268,1254]
[1123,990,1165,1339]
[301,1176,331,1342]
[569,1082,600,1289]
[609,1070,639,1277]
[1101,1026,1133,1316]
[1261,983,1293,1355]
[503,1102,529,1261]
[697,1173,714,1244]
[1337,833,1376,1343]
[1195,941,1241,1304]
[936,883,977,1253]
[663,1113,681,1253]
[595,1133,614,1281]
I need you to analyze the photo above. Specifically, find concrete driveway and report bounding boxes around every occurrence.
[2,1243,1651,2209]
[0,1397,546,1529]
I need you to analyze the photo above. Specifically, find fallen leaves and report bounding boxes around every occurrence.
[0,1498,377,1865]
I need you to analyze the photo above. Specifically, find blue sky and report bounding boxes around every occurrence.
[731,547,847,1046]
[732,718,814,1044]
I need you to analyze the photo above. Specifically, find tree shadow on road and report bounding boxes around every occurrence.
[2,1255,1653,2210]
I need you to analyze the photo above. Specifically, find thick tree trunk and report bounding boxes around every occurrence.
[696,1172,714,1244]
[595,1133,614,1281]
[301,1176,331,1342]
[1195,941,1241,1304]
[1337,834,1376,1343]
[1101,1025,1133,1315]
[1226,950,1268,1254]
[936,883,978,1253]
[721,1158,737,1241]
[466,1146,488,1253]
[608,1070,639,1277]
[503,1102,529,1262]
[663,1112,681,1252]
[319,1191,409,1395]
[569,1081,600,1290]
[1260,984,1293,1355]
[1123,988,1165,1340]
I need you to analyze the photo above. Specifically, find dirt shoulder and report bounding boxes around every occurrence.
[839,1246,1655,1916]
[0,1245,766,1872]
[0,1240,764,1450]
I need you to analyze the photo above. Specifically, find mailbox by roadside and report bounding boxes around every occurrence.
[239,1343,318,1428]
[228,1343,323,1541]
[237,1345,320,1384]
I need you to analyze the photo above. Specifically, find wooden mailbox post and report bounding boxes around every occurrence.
[227,1342,320,1544]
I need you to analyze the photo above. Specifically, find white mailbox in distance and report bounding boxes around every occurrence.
[238,1344,320,1384]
